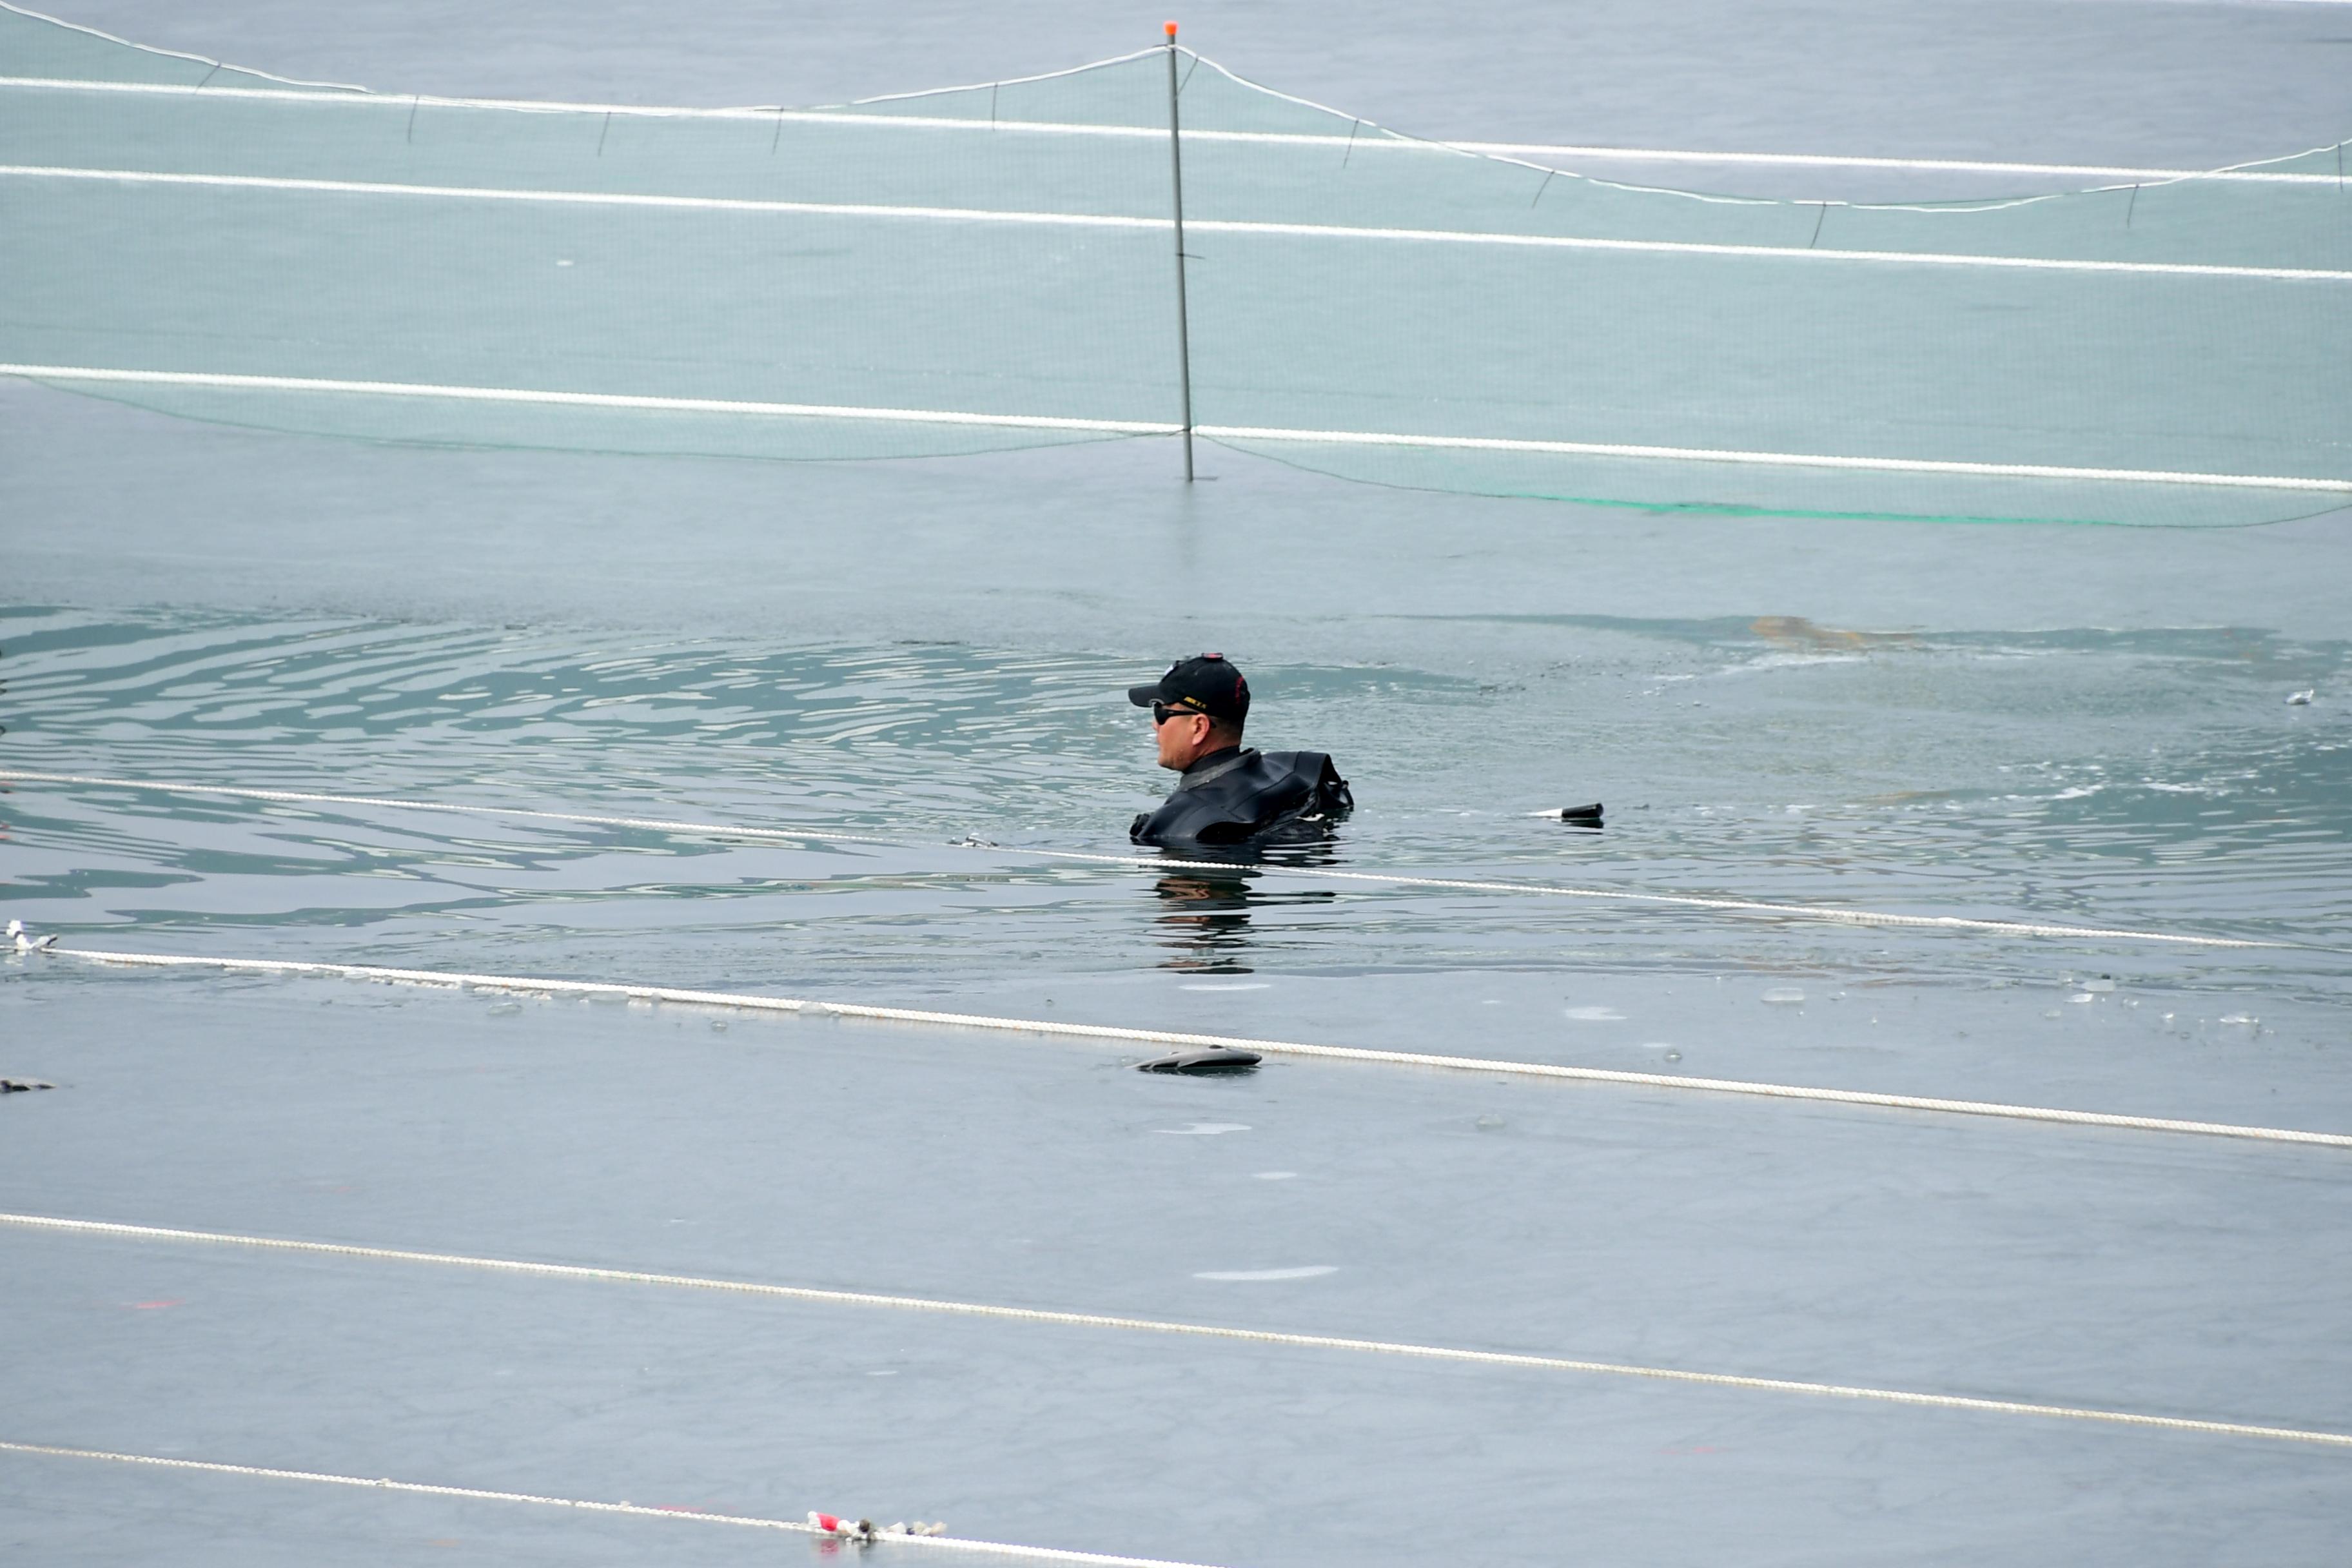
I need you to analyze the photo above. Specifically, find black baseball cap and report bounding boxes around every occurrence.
[1127,653,1250,725]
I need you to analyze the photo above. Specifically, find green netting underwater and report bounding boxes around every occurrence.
[3,1,2348,525]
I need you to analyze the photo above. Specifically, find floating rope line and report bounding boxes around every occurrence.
[12,169,2350,283]
[0,1439,1222,1567]
[1430,142,2344,187]
[1017,847,2295,946]
[1,70,2340,188]
[12,361,2348,495]
[0,2,369,91]
[0,768,912,848]
[0,769,2289,948]
[6,1214,2346,1449]
[0,364,1173,438]
[35,946,2352,1148]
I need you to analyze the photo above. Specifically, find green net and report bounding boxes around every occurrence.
[4,3,2347,524]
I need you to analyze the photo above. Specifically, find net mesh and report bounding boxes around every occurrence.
[5,3,2348,524]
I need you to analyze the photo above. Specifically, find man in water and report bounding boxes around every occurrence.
[1127,654,1352,848]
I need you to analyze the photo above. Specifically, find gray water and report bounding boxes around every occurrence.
[7,3,2352,1564]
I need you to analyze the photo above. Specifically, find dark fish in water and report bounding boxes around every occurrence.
[1135,1048,1262,1075]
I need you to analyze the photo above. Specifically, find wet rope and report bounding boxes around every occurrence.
[40,946,2352,1149]
[0,769,2289,949]
[0,1439,1222,1567]
[4,1214,2344,1449]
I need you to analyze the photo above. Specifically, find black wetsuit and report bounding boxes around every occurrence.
[1130,746,1353,848]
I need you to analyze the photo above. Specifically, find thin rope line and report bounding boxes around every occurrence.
[0,1440,1222,1567]
[0,366,1173,436]
[1446,143,2341,186]
[0,68,2282,182]
[1191,420,2352,491]
[1008,847,2305,943]
[5,361,2344,500]
[34,947,2349,1148]
[0,162,1175,224]
[1214,429,2352,531]
[0,57,2336,188]
[1146,45,2352,213]
[1182,217,2349,281]
[1159,50,2351,206]
[4,60,2342,207]
[0,768,921,843]
[0,769,2290,948]
[843,46,1168,106]
[7,164,2345,282]
[4,1215,2346,1447]
[0,3,368,91]
[0,74,1192,127]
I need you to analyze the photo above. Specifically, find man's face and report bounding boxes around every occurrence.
[1153,707,1216,770]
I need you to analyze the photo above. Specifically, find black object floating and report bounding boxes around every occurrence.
[0,1079,56,1093]
[1554,802,1604,826]
[1135,1048,1262,1075]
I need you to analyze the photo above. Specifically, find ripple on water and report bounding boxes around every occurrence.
[1,606,2346,1002]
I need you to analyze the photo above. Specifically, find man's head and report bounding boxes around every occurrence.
[1128,654,1249,771]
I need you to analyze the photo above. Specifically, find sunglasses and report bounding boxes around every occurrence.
[1152,700,1208,726]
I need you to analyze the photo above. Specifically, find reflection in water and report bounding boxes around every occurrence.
[1150,843,1343,972]
[1153,870,1259,971]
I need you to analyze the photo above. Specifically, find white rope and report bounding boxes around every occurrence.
[0,164,1175,231]
[843,46,1171,106]
[1007,849,2304,946]
[2,66,2335,188]
[0,768,914,845]
[1182,224,2352,285]
[9,359,2346,497]
[0,1439,1222,1567]
[9,164,2348,284]
[0,72,1286,131]
[1167,48,2352,199]
[1197,420,2352,487]
[1447,142,2342,186]
[5,1215,2345,1449]
[0,769,2291,948]
[0,2,368,91]
[0,365,1168,437]
[35,946,2351,1149]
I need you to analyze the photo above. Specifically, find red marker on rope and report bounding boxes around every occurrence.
[808,1511,947,1541]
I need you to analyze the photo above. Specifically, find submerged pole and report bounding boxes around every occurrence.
[1163,21,1196,482]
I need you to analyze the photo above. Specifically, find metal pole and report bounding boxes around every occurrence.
[1163,21,1196,482]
